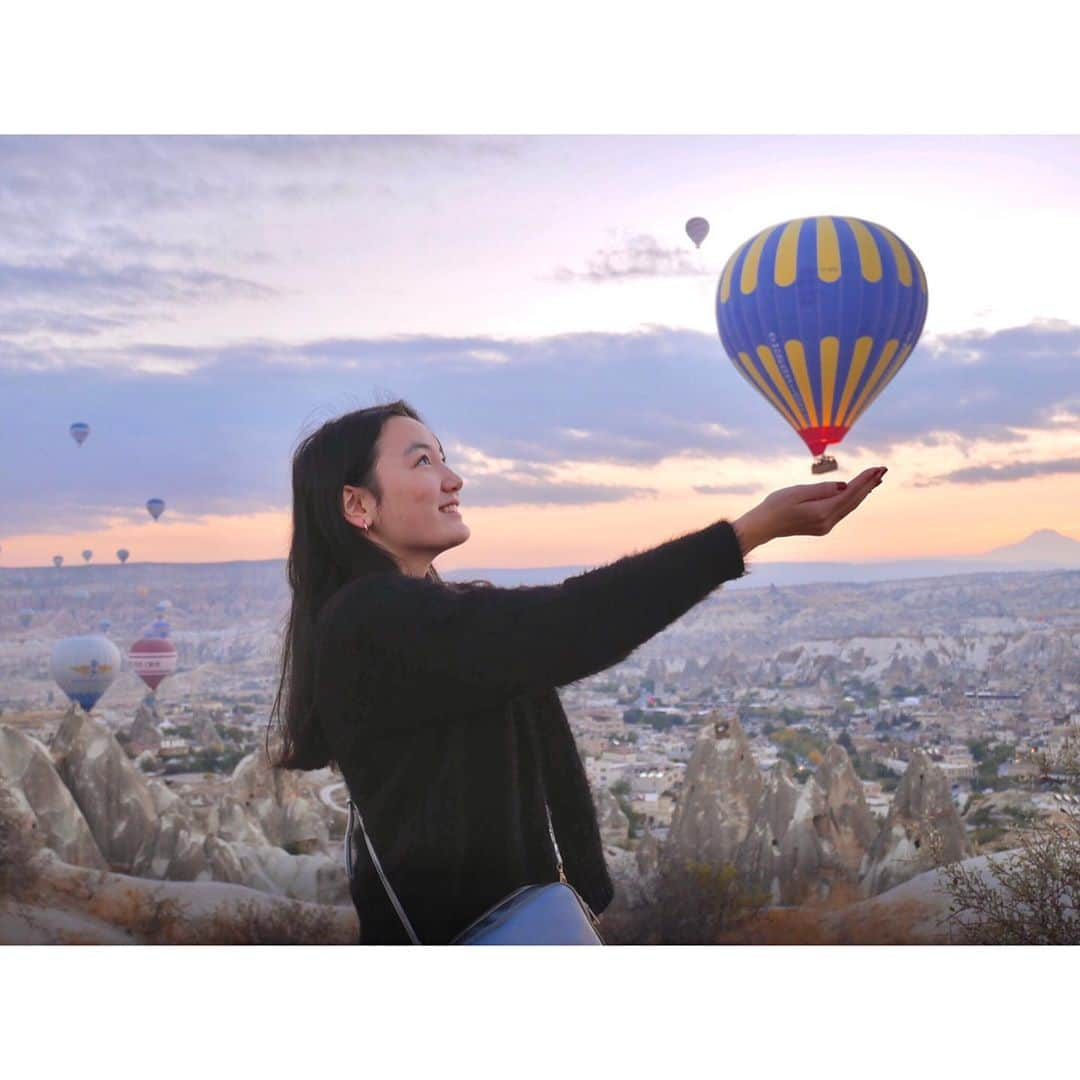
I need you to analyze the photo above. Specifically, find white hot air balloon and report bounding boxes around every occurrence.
[50,634,121,713]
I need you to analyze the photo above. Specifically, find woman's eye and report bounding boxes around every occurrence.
[417,454,447,466]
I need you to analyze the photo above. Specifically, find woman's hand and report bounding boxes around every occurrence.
[732,467,887,556]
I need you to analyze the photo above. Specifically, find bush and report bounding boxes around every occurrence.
[936,742,1080,944]
[640,860,769,945]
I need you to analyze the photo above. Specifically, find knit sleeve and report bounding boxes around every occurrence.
[318,518,747,700]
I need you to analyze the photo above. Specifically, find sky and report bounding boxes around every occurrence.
[2,134,1079,571]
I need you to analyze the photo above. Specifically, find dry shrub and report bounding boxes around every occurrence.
[78,882,354,944]
[933,741,1080,945]
[717,879,936,945]
[601,859,769,945]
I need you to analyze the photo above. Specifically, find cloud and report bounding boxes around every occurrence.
[915,456,1080,487]
[0,308,129,336]
[0,135,524,259]
[0,255,278,342]
[2,319,1077,534]
[553,234,710,282]
[0,255,275,307]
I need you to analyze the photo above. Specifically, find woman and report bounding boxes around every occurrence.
[268,400,886,944]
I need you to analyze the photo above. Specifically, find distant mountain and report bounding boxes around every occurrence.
[4,530,1078,594]
[443,527,1080,590]
[979,529,1080,566]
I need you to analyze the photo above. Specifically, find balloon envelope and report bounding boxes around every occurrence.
[98,618,112,633]
[128,637,178,692]
[149,618,171,638]
[69,422,90,447]
[81,549,93,563]
[51,634,121,712]
[117,549,130,564]
[715,215,928,459]
[154,599,171,614]
[146,498,165,520]
[685,217,710,248]
[52,555,63,568]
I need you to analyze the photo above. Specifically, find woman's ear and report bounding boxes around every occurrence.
[342,485,367,524]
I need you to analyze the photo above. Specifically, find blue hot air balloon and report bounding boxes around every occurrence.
[149,618,171,639]
[50,634,121,713]
[82,549,93,563]
[146,498,166,521]
[154,599,171,614]
[98,618,112,634]
[52,555,64,568]
[70,422,91,447]
[716,215,928,473]
[116,548,130,564]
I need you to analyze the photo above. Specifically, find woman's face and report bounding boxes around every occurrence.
[343,415,469,576]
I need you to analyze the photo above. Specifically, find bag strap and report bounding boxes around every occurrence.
[346,797,423,944]
[345,795,568,944]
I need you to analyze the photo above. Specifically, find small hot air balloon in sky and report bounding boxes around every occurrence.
[149,618,171,639]
[53,555,64,568]
[82,549,93,563]
[154,599,172,614]
[685,217,710,249]
[128,636,178,695]
[716,215,928,473]
[98,618,112,634]
[116,549,130,564]
[70,422,90,447]
[146,498,166,521]
[51,634,121,712]
[19,609,34,629]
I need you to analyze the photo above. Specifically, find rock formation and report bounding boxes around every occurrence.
[0,726,106,870]
[593,785,630,847]
[48,708,161,874]
[663,713,762,872]
[126,700,163,757]
[226,746,328,854]
[860,750,973,896]
[0,714,348,911]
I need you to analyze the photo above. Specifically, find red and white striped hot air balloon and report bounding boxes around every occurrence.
[127,636,178,694]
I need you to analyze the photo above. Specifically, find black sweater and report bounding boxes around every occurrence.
[314,518,748,943]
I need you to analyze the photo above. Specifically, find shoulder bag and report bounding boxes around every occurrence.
[344,797,605,945]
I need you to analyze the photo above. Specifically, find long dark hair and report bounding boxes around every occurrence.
[267,399,451,772]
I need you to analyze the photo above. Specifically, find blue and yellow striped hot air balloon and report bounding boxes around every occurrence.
[716,215,928,473]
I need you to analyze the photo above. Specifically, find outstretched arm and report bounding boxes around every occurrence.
[319,518,747,700]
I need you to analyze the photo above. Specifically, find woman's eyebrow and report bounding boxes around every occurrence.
[403,441,446,458]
